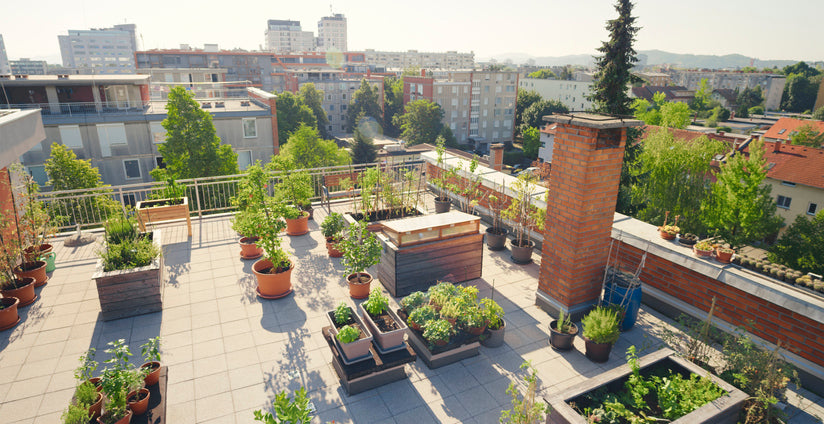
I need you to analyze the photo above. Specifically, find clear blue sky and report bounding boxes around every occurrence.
[2,0,822,64]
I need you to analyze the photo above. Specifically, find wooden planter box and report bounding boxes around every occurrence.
[400,309,481,369]
[92,231,163,321]
[136,197,191,237]
[545,348,748,424]
[377,211,482,297]
[342,205,426,233]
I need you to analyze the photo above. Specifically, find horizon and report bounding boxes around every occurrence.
[1,0,822,65]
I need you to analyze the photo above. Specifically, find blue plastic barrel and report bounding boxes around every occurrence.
[603,280,642,332]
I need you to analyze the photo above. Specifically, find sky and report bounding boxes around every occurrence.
[1,0,822,65]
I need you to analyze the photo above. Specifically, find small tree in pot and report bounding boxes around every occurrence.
[549,309,579,351]
[270,157,313,234]
[231,163,268,259]
[0,212,36,309]
[502,173,545,264]
[480,298,506,348]
[430,138,452,213]
[485,186,509,251]
[14,169,58,286]
[338,221,381,299]
[251,199,292,299]
[321,212,346,258]
[581,306,620,363]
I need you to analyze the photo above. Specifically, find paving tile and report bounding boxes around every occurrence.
[346,393,392,423]
[194,388,235,422]
[194,371,232,399]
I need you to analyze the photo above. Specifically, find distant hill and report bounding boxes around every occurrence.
[480,49,803,69]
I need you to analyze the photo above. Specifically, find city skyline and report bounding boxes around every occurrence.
[1,0,822,65]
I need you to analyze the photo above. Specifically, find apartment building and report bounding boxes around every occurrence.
[317,14,347,52]
[667,70,786,111]
[518,78,593,111]
[0,75,278,188]
[136,68,229,100]
[57,24,137,74]
[9,58,48,75]
[363,50,474,70]
[265,20,315,53]
[403,70,517,152]
[0,35,10,74]
[634,71,672,86]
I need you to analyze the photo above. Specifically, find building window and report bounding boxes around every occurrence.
[26,165,48,187]
[776,195,792,209]
[781,181,796,187]
[97,123,128,145]
[237,150,252,170]
[150,121,166,144]
[809,203,819,216]
[242,118,257,138]
[123,159,141,179]
[59,125,83,148]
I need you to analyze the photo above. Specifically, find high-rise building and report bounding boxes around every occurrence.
[317,14,347,52]
[9,58,48,75]
[0,35,10,74]
[58,24,137,74]
[265,20,315,53]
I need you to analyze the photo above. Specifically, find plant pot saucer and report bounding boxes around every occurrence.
[255,287,293,300]
[18,294,37,307]
[287,230,309,236]
[34,277,49,288]
[240,251,264,260]
[510,255,532,265]
[0,316,20,332]
[372,340,408,355]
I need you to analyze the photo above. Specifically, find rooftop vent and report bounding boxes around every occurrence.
[14,74,28,79]
[57,74,70,79]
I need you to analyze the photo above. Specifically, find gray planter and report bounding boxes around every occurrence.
[480,319,506,347]
[510,239,534,264]
[326,307,374,363]
[434,198,451,213]
[485,227,508,251]
[360,303,408,352]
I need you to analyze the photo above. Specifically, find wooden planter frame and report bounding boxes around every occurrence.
[136,197,191,237]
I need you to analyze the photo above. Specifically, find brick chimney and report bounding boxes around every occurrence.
[421,68,426,77]
[773,140,781,153]
[489,143,504,171]
[537,113,642,318]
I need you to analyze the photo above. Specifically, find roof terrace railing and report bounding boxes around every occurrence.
[0,101,150,117]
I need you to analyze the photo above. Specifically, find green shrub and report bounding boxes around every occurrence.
[335,325,360,344]
[422,319,455,344]
[503,150,524,166]
[581,306,620,344]
[104,213,139,245]
[100,237,159,272]
[481,298,505,330]
[363,288,389,316]
[400,291,429,313]
[334,302,351,325]
[407,305,438,328]
[74,380,98,406]
[62,403,92,424]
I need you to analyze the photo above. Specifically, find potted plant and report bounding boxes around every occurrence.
[439,299,464,326]
[338,221,381,299]
[271,159,313,236]
[253,387,311,424]
[231,163,268,259]
[125,367,150,416]
[400,290,429,315]
[136,172,191,236]
[694,240,714,258]
[716,246,735,264]
[431,138,452,213]
[140,337,162,386]
[428,281,459,311]
[480,298,506,347]
[0,211,37,307]
[581,306,620,363]
[485,189,509,251]
[678,232,699,247]
[62,404,92,424]
[423,318,455,347]
[463,306,488,336]
[73,379,103,420]
[360,287,408,352]
[407,304,438,331]
[14,171,54,287]
[233,209,264,260]
[549,309,579,351]
[321,212,346,258]
[658,211,680,241]
[500,361,547,424]
[98,340,136,424]
[502,173,545,264]
[326,302,373,362]
[251,200,292,299]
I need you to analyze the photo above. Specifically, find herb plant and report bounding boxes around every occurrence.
[363,288,389,316]
[407,305,438,329]
[61,403,92,424]
[422,319,455,344]
[481,298,505,330]
[74,348,98,381]
[581,306,620,345]
[338,221,382,281]
[428,281,458,309]
[334,302,351,325]
[400,291,428,313]
[335,325,360,344]
[253,387,312,424]
[74,380,98,406]
[321,212,346,240]
[141,337,161,363]
[555,309,574,334]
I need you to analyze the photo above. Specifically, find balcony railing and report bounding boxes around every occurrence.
[0,101,150,117]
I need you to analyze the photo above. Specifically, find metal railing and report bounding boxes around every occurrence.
[37,160,427,232]
[1,101,150,116]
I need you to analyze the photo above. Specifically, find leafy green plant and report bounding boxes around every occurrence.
[400,291,429,314]
[253,387,312,424]
[500,361,548,424]
[62,403,92,424]
[74,348,98,381]
[481,298,505,330]
[407,305,438,329]
[74,380,99,406]
[555,309,574,334]
[430,139,449,201]
[502,173,545,245]
[99,236,160,272]
[334,302,351,325]
[581,306,620,345]
[694,240,713,251]
[99,339,137,423]
[464,307,487,330]
[336,325,361,344]
[363,288,389,316]
[141,337,161,363]
[422,319,455,344]
[439,298,466,322]
[321,212,346,240]
[338,221,381,281]
[427,281,458,309]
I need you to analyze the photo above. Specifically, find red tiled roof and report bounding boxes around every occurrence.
[762,117,824,141]
[540,123,557,135]
[742,142,824,189]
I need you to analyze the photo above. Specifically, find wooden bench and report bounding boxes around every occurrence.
[321,173,361,213]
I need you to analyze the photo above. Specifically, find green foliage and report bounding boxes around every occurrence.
[700,138,782,248]
[782,61,821,78]
[297,83,330,139]
[350,126,377,164]
[428,281,459,309]
[748,105,765,116]
[480,298,505,330]
[407,305,438,328]
[589,0,640,116]
[103,213,139,245]
[276,91,317,145]
[155,86,238,179]
[141,337,161,363]
[516,90,542,136]
[393,99,444,145]
[581,306,620,344]
[660,298,724,367]
[556,309,574,334]
[788,124,824,147]
[338,221,381,278]
[335,325,360,344]
[503,149,525,166]
[690,78,712,112]
[74,348,98,381]
[780,73,821,113]
[519,99,569,135]
[502,173,545,244]
[346,79,383,132]
[736,86,764,116]
[271,160,313,210]
[527,69,557,79]
[253,387,311,424]
[522,126,540,159]
[321,212,346,239]
[334,302,351,325]
[813,106,824,121]
[75,380,98,406]
[383,76,404,137]
[100,213,159,272]
[280,124,347,169]
[500,361,548,424]
[62,403,92,424]
[631,129,724,234]
[45,141,116,228]
[16,170,58,252]
[364,287,389,316]
[632,92,690,129]
[422,318,455,344]
[99,339,140,421]
[769,211,824,275]
[400,291,429,313]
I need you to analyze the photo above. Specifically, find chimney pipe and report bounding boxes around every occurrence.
[773,141,781,153]
[421,68,426,77]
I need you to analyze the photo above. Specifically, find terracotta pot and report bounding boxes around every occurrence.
[485,227,508,251]
[239,236,264,260]
[510,239,534,264]
[716,249,734,264]
[1,277,36,307]
[584,337,613,363]
[13,261,48,287]
[433,339,449,347]
[253,259,293,299]
[326,238,343,258]
[88,377,103,392]
[434,197,451,213]
[659,230,676,240]
[88,391,103,420]
[409,321,423,332]
[347,272,372,299]
[0,297,20,331]
[23,243,52,262]
[98,408,132,424]
[481,320,506,348]
[693,246,713,258]
[284,211,309,236]
[549,321,579,351]
[466,324,487,336]
[127,388,150,415]
[142,361,161,386]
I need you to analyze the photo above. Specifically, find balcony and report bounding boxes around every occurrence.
[0,101,149,117]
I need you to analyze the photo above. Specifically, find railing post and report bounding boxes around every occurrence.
[193,179,202,218]
[117,187,126,216]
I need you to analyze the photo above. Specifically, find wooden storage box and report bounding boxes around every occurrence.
[136,197,191,236]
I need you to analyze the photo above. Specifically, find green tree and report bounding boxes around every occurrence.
[522,127,540,160]
[735,86,764,117]
[439,126,458,147]
[350,127,377,164]
[297,84,330,139]
[45,143,117,226]
[632,92,689,129]
[706,106,731,127]
[690,78,712,112]
[789,124,824,148]
[782,61,821,79]
[631,129,724,233]
[155,86,238,179]
[588,0,640,116]
[812,106,824,121]
[559,65,574,81]
[519,99,569,134]
[276,91,316,145]
[346,79,383,132]
[769,211,824,276]
[781,74,820,113]
[280,124,348,169]
[527,69,557,79]
[700,138,783,248]
[515,90,542,136]
[383,77,404,138]
[393,99,444,146]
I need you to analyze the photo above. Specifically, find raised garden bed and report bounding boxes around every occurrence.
[92,231,163,321]
[545,348,747,424]
[322,326,416,395]
[398,309,480,369]
[342,205,426,233]
[136,197,191,237]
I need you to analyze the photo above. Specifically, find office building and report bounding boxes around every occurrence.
[317,14,347,52]
[58,24,137,74]
[363,50,474,70]
[518,78,593,111]
[265,20,315,53]
[9,58,48,75]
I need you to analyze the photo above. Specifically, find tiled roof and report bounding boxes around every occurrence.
[762,117,824,141]
[742,141,824,189]
[540,123,557,134]
[712,88,737,103]
[631,85,694,102]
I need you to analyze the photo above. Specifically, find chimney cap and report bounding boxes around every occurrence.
[544,112,643,129]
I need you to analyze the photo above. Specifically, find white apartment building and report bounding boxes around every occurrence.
[265,20,315,53]
[0,35,10,74]
[667,70,786,111]
[57,24,137,74]
[364,50,474,70]
[317,14,347,52]
[519,78,593,111]
[290,71,384,136]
